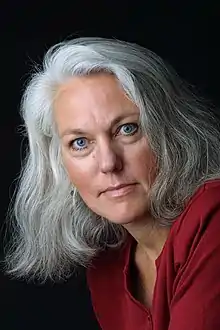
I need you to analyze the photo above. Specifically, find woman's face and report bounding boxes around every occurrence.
[54,73,157,224]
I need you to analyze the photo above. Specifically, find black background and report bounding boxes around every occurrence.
[1,1,220,329]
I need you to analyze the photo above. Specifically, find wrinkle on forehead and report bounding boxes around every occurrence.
[53,73,139,137]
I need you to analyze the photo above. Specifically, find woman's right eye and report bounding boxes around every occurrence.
[70,138,88,151]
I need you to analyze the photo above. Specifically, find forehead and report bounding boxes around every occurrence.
[53,73,139,135]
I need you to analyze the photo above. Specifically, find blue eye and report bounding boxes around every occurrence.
[72,138,88,151]
[119,123,138,136]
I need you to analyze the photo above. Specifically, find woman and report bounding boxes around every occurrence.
[4,37,220,329]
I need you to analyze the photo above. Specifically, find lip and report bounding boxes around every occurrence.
[102,183,136,198]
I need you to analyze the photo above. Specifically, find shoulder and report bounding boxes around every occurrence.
[172,179,220,265]
[188,178,220,210]
[175,178,220,232]
[156,180,220,329]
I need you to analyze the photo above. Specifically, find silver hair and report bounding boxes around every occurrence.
[3,37,220,283]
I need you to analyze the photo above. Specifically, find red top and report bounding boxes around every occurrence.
[87,180,220,330]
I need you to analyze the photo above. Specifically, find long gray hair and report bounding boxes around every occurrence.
[3,37,220,283]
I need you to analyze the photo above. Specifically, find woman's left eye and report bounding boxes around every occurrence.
[118,123,138,136]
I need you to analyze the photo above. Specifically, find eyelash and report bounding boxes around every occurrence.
[69,123,139,152]
[116,122,138,136]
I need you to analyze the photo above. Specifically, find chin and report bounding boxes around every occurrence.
[109,218,137,226]
[101,206,147,225]
[87,194,149,225]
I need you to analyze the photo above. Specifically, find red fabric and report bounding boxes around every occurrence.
[87,180,220,330]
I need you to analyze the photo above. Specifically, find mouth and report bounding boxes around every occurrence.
[102,183,137,198]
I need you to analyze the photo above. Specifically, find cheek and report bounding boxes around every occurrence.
[127,141,157,182]
[62,152,93,192]
[140,154,157,183]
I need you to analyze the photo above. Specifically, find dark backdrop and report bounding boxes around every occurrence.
[1,1,220,329]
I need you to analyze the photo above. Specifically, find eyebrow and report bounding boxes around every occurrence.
[60,113,138,138]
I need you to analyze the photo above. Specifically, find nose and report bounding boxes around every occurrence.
[98,140,123,174]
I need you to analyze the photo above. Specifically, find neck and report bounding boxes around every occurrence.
[123,216,170,262]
